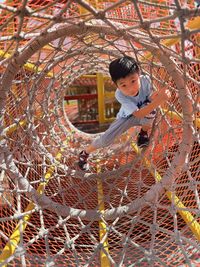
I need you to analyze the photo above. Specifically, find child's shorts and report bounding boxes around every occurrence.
[92,115,155,149]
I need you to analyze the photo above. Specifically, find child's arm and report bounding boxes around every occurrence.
[149,91,159,101]
[133,89,171,119]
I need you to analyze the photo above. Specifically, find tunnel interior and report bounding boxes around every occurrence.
[0,1,200,266]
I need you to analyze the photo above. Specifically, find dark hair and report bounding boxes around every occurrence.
[109,56,139,83]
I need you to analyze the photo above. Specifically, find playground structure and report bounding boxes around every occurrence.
[64,74,118,133]
[0,0,200,266]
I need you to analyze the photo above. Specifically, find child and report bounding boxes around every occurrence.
[78,56,171,170]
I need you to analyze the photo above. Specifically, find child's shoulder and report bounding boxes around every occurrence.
[139,74,152,94]
[115,88,123,99]
[140,73,151,82]
[140,74,152,87]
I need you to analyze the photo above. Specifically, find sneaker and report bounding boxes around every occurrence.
[78,150,89,171]
[137,130,149,148]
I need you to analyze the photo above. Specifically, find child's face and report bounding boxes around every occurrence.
[116,72,140,97]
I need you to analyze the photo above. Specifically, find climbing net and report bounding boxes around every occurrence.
[0,0,200,266]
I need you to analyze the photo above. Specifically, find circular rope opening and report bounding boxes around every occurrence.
[0,1,199,266]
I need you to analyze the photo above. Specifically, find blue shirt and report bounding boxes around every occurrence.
[115,75,152,118]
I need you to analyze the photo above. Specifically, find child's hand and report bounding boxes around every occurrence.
[150,89,171,102]
[164,89,171,99]
[134,89,171,119]
[150,91,159,101]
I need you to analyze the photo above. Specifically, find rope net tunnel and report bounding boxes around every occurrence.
[0,0,200,266]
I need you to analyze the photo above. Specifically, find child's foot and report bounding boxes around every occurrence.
[137,129,149,148]
[78,150,89,171]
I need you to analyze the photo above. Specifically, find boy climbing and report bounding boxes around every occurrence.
[78,56,171,170]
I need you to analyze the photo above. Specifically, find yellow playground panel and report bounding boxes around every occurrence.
[0,0,200,266]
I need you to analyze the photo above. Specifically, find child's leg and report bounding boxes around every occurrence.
[78,116,153,170]
[82,116,141,154]
[91,116,141,149]
[87,116,153,151]
[137,120,154,147]
[141,123,152,132]
[79,118,130,170]
[85,144,96,154]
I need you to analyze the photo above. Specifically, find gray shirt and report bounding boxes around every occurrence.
[115,75,152,118]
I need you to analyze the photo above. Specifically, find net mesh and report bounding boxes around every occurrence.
[0,0,200,266]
